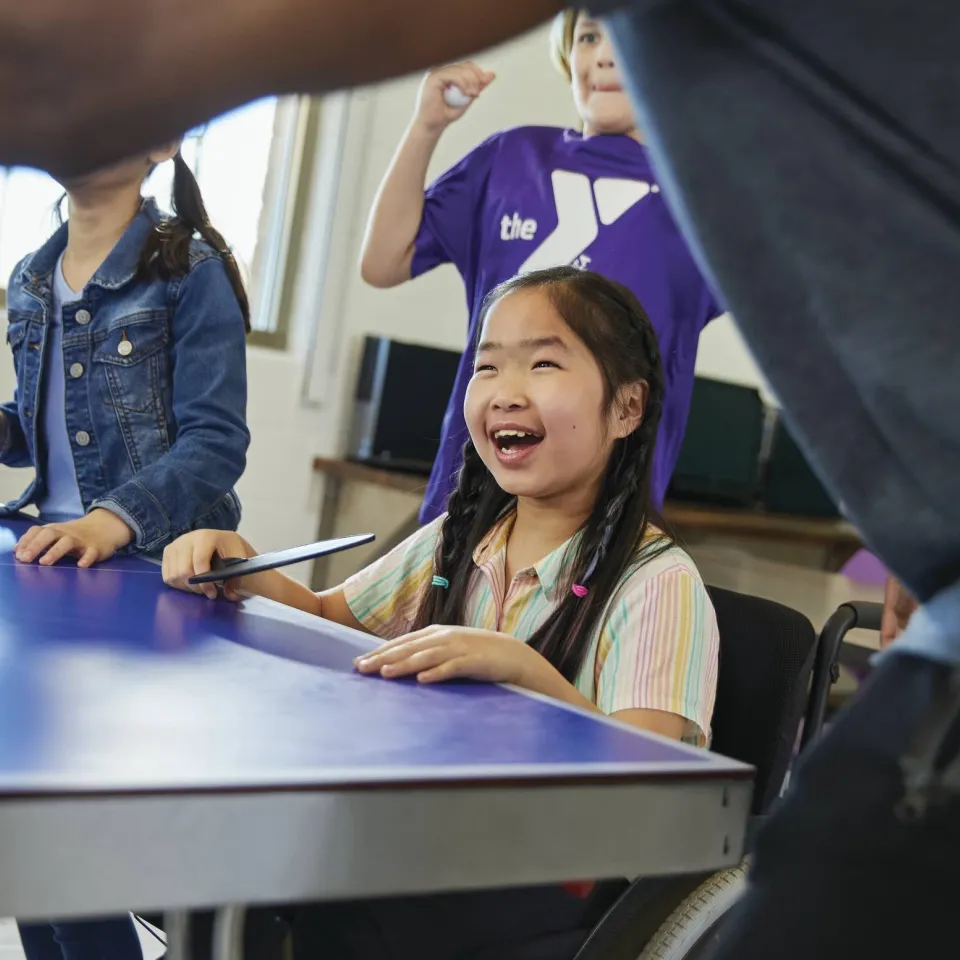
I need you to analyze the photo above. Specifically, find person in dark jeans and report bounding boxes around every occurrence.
[2,1,959,956]
[594,3,960,953]
[706,653,960,958]
[17,919,143,960]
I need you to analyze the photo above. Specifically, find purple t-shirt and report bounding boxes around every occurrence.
[413,126,720,523]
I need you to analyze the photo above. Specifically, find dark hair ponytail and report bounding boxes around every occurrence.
[413,265,672,683]
[139,152,251,332]
[414,441,513,631]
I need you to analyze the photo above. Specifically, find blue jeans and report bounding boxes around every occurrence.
[609,0,960,608]
[601,0,960,955]
[17,918,142,960]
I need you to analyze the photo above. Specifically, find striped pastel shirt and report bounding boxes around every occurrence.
[344,512,719,745]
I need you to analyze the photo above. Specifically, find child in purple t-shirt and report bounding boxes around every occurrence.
[361,9,721,523]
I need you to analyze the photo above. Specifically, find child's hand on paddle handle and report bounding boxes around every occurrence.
[414,62,495,134]
[162,529,255,600]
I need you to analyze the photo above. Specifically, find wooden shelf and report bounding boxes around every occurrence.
[662,501,859,546]
[312,456,428,494]
[312,457,861,570]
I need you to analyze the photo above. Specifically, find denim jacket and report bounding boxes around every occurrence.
[0,198,250,552]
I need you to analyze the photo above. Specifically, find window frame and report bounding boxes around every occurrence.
[247,97,321,350]
[0,98,320,350]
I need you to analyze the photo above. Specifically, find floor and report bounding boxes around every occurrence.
[0,917,165,960]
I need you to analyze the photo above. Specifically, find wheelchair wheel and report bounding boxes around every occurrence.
[637,862,747,960]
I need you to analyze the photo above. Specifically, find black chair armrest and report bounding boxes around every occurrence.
[801,601,883,752]
[841,601,883,633]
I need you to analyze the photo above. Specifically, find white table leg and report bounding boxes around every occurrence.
[163,911,191,960]
[212,905,246,960]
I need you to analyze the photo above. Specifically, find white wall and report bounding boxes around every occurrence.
[0,24,771,580]
[696,314,772,402]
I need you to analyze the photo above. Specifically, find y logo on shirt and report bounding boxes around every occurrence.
[511,170,658,274]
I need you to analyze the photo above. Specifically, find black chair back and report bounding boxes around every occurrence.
[707,586,817,813]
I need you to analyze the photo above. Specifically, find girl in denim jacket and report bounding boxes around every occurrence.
[5,147,250,960]
[0,141,250,568]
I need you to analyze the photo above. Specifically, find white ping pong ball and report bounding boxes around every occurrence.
[443,85,472,109]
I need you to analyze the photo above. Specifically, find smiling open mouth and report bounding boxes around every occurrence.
[492,429,544,458]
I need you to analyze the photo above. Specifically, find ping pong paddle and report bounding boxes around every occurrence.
[188,533,375,585]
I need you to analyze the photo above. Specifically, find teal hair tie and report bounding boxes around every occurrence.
[432,575,450,589]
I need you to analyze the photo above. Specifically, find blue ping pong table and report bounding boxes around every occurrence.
[0,516,752,956]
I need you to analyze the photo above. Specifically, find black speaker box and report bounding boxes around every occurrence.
[348,335,461,474]
[670,377,765,506]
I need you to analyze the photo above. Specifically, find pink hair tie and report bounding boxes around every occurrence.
[571,584,589,598]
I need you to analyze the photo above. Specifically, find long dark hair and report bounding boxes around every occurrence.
[413,266,672,683]
[139,152,251,332]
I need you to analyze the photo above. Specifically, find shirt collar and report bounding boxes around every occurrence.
[20,196,162,294]
[471,509,582,603]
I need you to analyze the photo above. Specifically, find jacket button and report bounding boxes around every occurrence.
[74,309,92,326]
[69,363,84,379]
[75,431,91,447]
